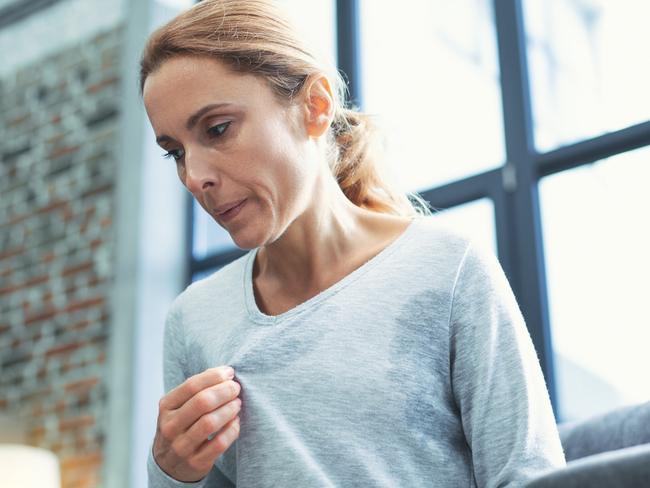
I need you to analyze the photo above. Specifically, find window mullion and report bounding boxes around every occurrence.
[493,0,558,414]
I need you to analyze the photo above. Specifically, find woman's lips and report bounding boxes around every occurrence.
[218,199,246,222]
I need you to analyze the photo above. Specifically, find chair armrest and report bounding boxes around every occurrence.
[525,443,650,488]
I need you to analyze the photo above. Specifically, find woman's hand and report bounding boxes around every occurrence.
[152,366,242,482]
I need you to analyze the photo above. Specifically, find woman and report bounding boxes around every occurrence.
[141,1,565,486]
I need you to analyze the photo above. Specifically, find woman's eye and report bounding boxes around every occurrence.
[162,148,185,162]
[207,121,231,138]
[160,122,229,162]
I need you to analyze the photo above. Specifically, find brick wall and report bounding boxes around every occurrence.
[0,26,122,488]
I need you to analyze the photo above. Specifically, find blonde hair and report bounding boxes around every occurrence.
[140,0,433,217]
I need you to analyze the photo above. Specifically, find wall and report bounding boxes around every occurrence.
[0,0,124,77]
[0,1,191,487]
[0,24,122,487]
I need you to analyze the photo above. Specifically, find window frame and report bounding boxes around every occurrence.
[186,0,650,419]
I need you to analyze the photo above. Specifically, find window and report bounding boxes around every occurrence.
[539,147,650,420]
[359,0,505,192]
[522,0,650,421]
[525,0,650,151]
[187,0,650,422]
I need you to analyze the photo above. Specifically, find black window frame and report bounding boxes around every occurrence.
[186,0,650,419]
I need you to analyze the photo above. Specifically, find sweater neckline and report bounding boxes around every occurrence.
[243,217,421,325]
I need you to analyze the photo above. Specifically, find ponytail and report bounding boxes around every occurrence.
[330,108,433,217]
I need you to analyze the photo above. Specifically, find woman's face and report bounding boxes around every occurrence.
[143,55,318,250]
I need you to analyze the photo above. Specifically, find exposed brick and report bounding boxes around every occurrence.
[59,415,95,432]
[31,404,45,416]
[65,319,92,333]
[46,341,85,357]
[75,393,91,408]
[21,387,52,403]
[27,425,47,443]
[86,76,118,94]
[42,251,56,263]
[1,24,121,488]
[45,132,66,145]
[54,399,67,413]
[37,200,68,215]
[36,367,48,379]
[25,308,58,326]
[0,284,17,295]
[81,183,113,200]
[5,211,27,225]
[51,441,63,454]
[62,204,75,222]
[50,145,80,160]
[87,274,103,287]
[65,475,100,488]
[60,451,102,470]
[7,112,30,127]
[0,246,24,261]
[62,261,94,277]
[65,377,99,394]
[65,296,104,313]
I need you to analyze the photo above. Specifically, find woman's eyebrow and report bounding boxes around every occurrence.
[186,103,233,130]
[156,103,235,144]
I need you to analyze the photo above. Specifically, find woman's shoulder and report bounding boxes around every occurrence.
[369,215,475,290]
[170,249,253,311]
[410,215,474,258]
[414,215,504,280]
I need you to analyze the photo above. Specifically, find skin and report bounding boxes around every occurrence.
[143,55,412,481]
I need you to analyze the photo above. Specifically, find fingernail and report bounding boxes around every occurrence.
[226,367,235,378]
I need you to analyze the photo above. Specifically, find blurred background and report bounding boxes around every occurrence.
[0,0,648,486]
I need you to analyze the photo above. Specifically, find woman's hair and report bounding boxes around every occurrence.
[140,0,433,217]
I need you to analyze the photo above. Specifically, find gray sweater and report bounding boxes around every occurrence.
[148,216,566,487]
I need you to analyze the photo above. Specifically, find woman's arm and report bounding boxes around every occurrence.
[148,302,237,488]
[449,242,566,487]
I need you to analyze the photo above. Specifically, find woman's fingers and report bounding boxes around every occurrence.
[163,379,240,438]
[173,397,242,457]
[162,366,234,410]
[152,365,242,482]
[192,415,241,468]
[159,378,240,444]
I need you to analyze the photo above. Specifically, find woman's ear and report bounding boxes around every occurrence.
[302,74,335,138]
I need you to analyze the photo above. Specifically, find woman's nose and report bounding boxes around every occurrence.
[184,149,220,193]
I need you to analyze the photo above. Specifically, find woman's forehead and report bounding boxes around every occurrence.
[142,55,294,138]
[143,55,266,105]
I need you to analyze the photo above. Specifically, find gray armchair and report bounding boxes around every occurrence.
[526,401,650,487]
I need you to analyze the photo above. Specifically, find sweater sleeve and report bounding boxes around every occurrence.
[148,302,236,488]
[449,242,566,487]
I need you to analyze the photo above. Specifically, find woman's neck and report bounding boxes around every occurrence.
[253,203,412,295]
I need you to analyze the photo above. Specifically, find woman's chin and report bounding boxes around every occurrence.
[229,230,265,251]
